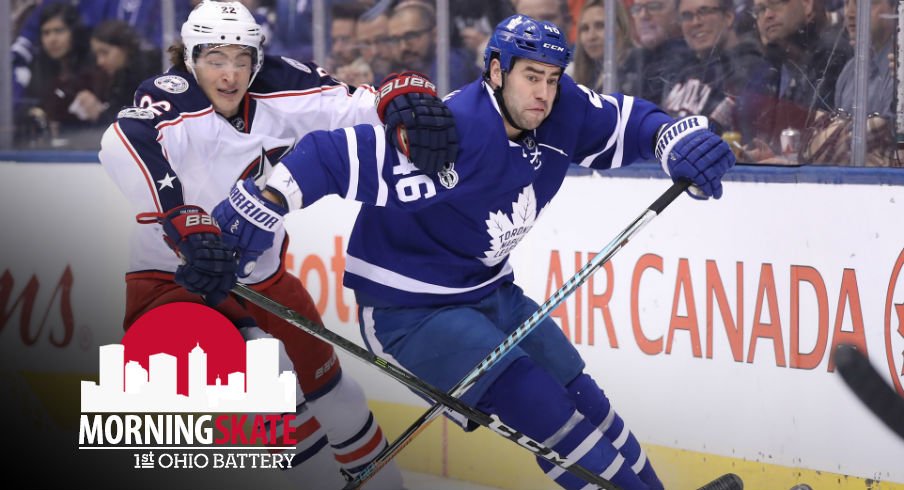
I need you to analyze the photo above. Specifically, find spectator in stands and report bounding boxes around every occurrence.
[386,0,479,92]
[569,0,633,92]
[802,0,899,166]
[739,0,851,163]
[451,0,516,70]
[335,57,376,87]
[329,2,367,72]
[621,0,696,104]
[18,2,105,141]
[662,0,768,136]
[512,0,573,45]
[69,20,161,126]
[10,1,188,111]
[357,2,394,83]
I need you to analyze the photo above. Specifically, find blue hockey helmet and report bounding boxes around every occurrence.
[483,14,572,75]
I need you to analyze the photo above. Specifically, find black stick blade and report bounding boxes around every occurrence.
[835,344,904,440]
[697,473,743,490]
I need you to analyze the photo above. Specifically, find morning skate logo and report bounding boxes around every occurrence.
[885,249,904,397]
[79,303,299,470]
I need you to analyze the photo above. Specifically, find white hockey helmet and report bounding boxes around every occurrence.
[181,0,264,86]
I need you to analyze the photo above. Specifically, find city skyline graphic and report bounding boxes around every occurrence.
[81,338,297,413]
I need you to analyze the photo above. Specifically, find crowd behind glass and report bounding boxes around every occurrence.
[7,0,902,167]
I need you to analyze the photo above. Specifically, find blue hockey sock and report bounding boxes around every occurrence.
[566,373,664,490]
[477,358,649,490]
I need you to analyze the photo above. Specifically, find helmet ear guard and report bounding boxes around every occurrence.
[181,0,264,86]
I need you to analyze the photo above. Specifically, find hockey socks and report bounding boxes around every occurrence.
[308,374,404,490]
[566,373,664,490]
[477,357,649,490]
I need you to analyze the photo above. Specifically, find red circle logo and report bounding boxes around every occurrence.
[121,303,246,396]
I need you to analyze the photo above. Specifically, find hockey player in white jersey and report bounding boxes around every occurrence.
[98,1,460,488]
[204,13,735,490]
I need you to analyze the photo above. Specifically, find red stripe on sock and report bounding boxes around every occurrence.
[334,427,384,464]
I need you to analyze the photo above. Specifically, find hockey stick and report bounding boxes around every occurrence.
[699,473,744,490]
[230,283,621,489]
[345,179,692,489]
[835,343,904,440]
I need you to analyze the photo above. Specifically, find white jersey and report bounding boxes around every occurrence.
[99,56,380,285]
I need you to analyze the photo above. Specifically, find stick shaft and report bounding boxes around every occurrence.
[231,284,621,490]
[347,179,690,489]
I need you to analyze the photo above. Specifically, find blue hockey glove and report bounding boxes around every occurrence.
[153,205,237,306]
[654,115,735,200]
[212,178,287,278]
[376,71,459,174]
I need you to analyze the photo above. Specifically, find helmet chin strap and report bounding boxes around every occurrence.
[492,72,528,135]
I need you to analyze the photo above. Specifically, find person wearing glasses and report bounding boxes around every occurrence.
[802,0,900,166]
[661,0,769,139]
[620,0,696,104]
[356,3,394,84]
[738,0,851,163]
[386,0,480,91]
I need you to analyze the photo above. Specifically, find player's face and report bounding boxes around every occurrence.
[194,45,254,118]
[496,58,560,133]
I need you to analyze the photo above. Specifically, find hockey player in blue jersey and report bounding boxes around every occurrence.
[206,13,735,490]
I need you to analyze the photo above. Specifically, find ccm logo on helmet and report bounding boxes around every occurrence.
[543,43,565,52]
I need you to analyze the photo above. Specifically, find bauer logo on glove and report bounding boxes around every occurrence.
[374,71,460,174]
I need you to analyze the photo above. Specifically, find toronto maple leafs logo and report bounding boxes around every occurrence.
[480,185,540,267]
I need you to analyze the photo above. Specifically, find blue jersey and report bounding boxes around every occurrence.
[271,75,673,306]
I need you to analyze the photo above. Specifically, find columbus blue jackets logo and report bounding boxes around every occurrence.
[154,75,189,94]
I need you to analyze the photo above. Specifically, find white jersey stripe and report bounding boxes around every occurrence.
[344,127,359,200]
[579,95,620,168]
[373,126,388,207]
[609,95,633,169]
[346,254,513,294]
[539,143,568,157]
